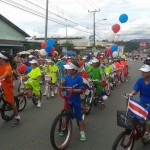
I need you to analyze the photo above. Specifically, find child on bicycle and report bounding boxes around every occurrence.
[43,59,59,97]
[127,63,150,142]
[0,51,21,126]
[24,59,42,108]
[87,58,107,107]
[63,60,86,141]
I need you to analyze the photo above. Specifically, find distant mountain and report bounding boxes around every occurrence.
[129,39,150,43]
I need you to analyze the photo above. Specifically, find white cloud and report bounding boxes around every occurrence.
[0,0,150,41]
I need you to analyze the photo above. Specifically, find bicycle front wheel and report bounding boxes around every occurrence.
[112,130,134,150]
[50,113,73,150]
[84,96,93,115]
[15,95,27,112]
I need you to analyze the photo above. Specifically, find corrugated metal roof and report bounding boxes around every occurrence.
[0,40,23,47]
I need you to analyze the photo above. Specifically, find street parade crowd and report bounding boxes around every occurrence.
[0,49,150,149]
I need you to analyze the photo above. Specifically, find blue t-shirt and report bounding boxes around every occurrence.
[64,74,84,107]
[133,77,150,104]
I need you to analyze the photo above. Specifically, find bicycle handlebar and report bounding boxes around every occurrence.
[59,83,88,99]
[58,86,73,99]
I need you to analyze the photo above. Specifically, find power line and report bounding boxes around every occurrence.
[23,0,79,26]
[0,0,93,35]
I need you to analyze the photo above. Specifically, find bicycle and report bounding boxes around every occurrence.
[81,80,94,115]
[16,76,42,111]
[90,79,107,109]
[112,95,150,150]
[44,75,57,99]
[0,80,18,121]
[50,85,86,150]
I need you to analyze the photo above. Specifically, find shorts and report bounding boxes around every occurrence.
[69,104,83,121]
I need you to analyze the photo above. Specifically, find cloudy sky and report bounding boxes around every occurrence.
[0,0,150,41]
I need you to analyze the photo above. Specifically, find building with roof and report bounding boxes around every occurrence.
[0,14,30,55]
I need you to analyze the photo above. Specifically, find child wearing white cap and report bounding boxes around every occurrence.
[63,60,86,141]
[127,63,150,142]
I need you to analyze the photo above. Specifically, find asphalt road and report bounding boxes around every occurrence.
[0,60,150,150]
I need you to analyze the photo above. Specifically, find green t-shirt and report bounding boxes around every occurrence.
[88,66,103,80]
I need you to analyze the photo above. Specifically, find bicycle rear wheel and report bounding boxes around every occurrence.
[1,102,15,121]
[50,113,73,150]
[112,130,134,150]
[120,73,125,83]
[32,91,42,106]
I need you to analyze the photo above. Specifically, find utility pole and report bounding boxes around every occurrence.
[88,9,100,47]
[45,0,49,42]
[65,19,68,40]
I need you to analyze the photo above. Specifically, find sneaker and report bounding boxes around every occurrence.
[12,118,21,127]
[43,92,46,96]
[142,132,150,142]
[37,101,41,108]
[51,92,54,98]
[80,133,86,142]
[54,88,58,95]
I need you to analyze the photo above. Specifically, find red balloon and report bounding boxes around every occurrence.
[112,24,120,33]
[106,48,112,56]
[41,42,47,49]
[18,64,27,73]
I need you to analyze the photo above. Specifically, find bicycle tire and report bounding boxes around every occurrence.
[112,130,134,150]
[15,95,27,112]
[85,96,93,115]
[113,76,118,87]
[104,84,111,96]
[50,113,73,150]
[1,102,15,121]
[93,97,98,106]
[32,91,42,105]
[120,73,125,83]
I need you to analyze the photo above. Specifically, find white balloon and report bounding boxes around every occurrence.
[39,49,47,56]
[112,51,119,58]
[114,35,119,42]
[106,32,115,42]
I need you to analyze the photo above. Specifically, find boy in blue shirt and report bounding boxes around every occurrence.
[128,64,150,142]
[63,60,86,142]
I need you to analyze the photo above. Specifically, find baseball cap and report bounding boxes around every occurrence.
[139,64,150,72]
[64,62,83,71]
[92,58,99,63]
[28,55,34,58]
[29,59,38,64]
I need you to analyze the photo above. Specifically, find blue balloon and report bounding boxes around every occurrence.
[47,38,55,46]
[26,67,32,73]
[45,45,52,53]
[119,14,128,23]
[111,45,118,52]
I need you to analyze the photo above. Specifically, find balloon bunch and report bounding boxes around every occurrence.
[112,14,128,34]
[39,39,58,56]
[105,45,119,58]
[107,14,128,42]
